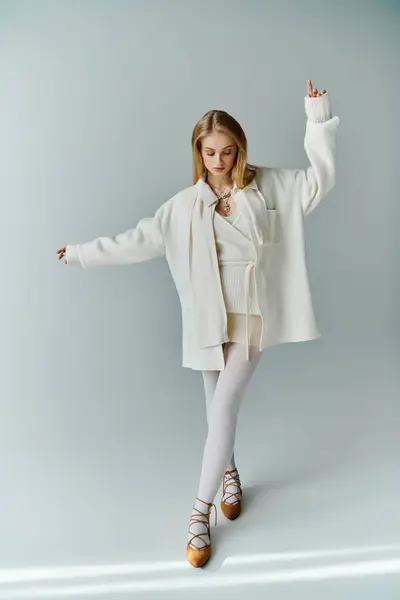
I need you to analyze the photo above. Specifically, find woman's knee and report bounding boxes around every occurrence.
[208,400,240,429]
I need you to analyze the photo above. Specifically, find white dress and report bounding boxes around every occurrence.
[212,202,262,359]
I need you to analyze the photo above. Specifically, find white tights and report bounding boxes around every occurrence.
[188,342,261,548]
[198,340,262,503]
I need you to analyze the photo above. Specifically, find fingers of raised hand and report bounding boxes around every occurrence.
[307,79,327,97]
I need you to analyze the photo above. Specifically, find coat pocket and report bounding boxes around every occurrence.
[261,208,282,245]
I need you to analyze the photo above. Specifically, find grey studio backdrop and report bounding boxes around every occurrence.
[0,0,399,592]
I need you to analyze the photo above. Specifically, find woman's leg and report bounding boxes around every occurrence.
[202,365,236,471]
[188,342,261,548]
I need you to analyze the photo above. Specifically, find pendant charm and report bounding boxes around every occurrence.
[223,200,231,215]
[216,191,231,215]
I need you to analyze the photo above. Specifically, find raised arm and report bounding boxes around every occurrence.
[291,79,340,217]
[62,199,171,268]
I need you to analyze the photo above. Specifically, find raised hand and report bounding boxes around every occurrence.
[307,79,327,97]
[56,246,68,264]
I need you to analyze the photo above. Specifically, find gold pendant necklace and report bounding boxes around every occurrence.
[214,187,232,215]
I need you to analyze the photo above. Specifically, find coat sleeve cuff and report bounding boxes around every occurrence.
[304,92,332,123]
[65,244,81,265]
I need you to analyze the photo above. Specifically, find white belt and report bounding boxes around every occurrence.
[244,261,255,361]
[218,260,256,361]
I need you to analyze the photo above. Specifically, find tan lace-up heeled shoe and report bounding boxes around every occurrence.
[186,497,217,568]
[221,468,242,520]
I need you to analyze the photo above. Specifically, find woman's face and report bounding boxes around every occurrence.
[201,132,237,177]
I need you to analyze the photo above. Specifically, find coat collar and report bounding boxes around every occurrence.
[194,176,259,207]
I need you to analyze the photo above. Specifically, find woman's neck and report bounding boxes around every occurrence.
[206,172,234,190]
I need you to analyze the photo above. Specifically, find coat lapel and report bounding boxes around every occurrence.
[235,181,270,246]
[189,182,227,348]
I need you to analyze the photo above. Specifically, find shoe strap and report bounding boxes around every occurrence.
[190,498,217,527]
[223,469,242,502]
[188,500,217,549]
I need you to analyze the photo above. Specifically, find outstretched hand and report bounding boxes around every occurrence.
[307,79,327,97]
[56,246,67,264]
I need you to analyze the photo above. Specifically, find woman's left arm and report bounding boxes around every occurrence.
[291,79,340,217]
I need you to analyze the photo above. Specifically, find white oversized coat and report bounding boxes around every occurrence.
[66,93,340,370]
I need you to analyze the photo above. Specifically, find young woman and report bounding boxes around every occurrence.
[57,79,339,568]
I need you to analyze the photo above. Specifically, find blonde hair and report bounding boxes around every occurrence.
[191,110,257,189]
